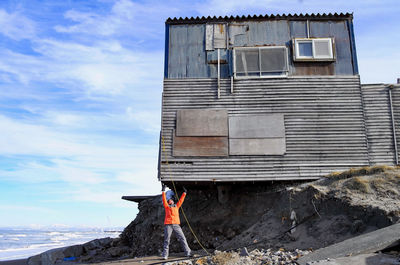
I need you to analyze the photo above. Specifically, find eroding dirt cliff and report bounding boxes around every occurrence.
[120,166,400,258]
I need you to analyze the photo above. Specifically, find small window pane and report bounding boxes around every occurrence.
[314,39,332,58]
[244,49,259,73]
[298,42,312,57]
[260,48,287,72]
[235,48,259,75]
[235,50,246,73]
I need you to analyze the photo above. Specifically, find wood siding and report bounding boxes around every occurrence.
[160,76,369,182]
[166,20,355,78]
[361,84,397,165]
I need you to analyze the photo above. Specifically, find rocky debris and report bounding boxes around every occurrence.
[239,247,250,257]
[164,248,310,265]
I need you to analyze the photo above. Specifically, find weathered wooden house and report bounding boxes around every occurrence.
[157,13,400,185]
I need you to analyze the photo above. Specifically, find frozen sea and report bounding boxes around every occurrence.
[0,227,122,261]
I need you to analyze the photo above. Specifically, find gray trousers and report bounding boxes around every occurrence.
[162,224,191,257]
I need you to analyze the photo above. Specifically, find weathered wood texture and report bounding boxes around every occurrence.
[361,84,397,165]
[229,114,285,138]
[229,138,286,155]
[293,62,335,76]
[176,109,228,136]
[160,76,369,182]
[172,134,228,157]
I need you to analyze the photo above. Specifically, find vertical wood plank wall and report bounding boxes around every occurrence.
[160,76,370,182]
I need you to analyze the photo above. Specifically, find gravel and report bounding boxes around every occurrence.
[163,248,311,265]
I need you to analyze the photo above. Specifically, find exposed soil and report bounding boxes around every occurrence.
[120,166,400,258]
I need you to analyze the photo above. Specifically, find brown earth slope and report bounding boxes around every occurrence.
[120,166,400,258]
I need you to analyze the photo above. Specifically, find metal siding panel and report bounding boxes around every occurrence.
[347,20,359,74]
[173,135,228,157]
[208,62,229,78]
[310,21,353,75]
[187,24,208,77]
[247,21,268,45]
[164,24,169,78]
[289,21,307,38]
[228,24,248,46]
[168,25,187,78]
[229,138,286,155]
[288,21,307,75]
[207,49,228,64]
[330,21,353,75]
[176,109,228,136]
[229,114,285,138]
[247,21,290,46]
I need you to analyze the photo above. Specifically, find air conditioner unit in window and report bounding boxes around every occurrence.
[293,38,335,62]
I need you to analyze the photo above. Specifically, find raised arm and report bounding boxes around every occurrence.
[161,184,168,208]
[162,191,168,208]
[176,192,186,208]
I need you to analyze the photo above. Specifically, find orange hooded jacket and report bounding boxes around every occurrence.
[162,191,186,225]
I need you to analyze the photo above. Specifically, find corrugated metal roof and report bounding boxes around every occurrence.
[166,12,353,24]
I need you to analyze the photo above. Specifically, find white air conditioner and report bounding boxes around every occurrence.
[293,38,335,61]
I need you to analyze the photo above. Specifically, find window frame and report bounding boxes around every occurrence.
[293,38,335,62]
[233,46,289,79]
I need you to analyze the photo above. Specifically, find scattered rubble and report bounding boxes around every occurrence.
[164,248,311,265]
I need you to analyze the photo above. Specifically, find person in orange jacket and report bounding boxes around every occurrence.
[161,183,191,260]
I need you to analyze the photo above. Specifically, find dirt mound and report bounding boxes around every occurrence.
[120,166,400,258]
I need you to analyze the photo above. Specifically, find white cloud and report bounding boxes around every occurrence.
[126,107,160,133]
[0,9,36,40]
[0,39,163,95]
[0,113,154,154]
[54,0,177,38]
[0,113,161,206]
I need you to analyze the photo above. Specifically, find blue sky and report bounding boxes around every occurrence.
[0,0,399,228]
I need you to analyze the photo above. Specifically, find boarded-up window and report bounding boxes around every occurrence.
[205,24,227,50]
[173,109,228,157]
[228,114,286,155]
[176,109,228,136]
[234,47,288,78]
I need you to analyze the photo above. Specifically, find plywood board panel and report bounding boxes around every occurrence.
[293,62,334,75]
[229,114,285,138]
[173,135,228,157]
[229,138,286,155]
[213,24,226,49]
[205,24,214,51]
[177,109,228,136]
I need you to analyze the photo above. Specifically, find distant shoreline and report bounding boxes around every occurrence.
[0,259,27,265]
